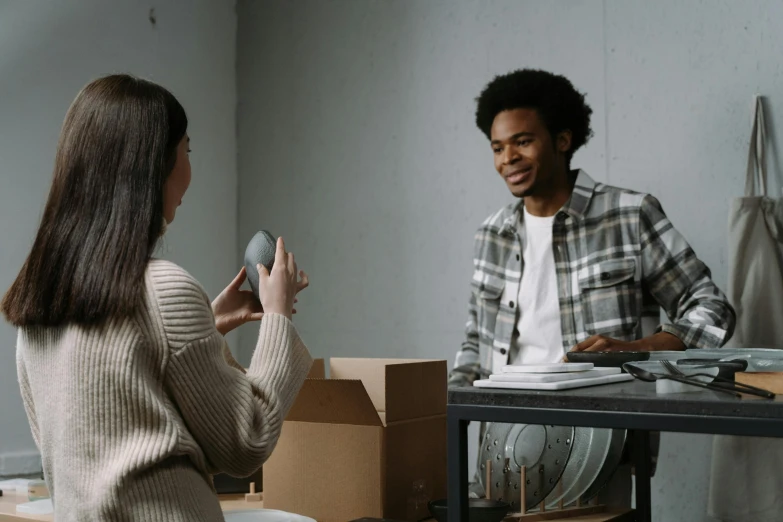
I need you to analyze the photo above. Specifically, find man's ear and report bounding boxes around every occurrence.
[556,130,573,154]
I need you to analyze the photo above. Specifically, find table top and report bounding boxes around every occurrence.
[449,380,783,419]
[0,492,265,521]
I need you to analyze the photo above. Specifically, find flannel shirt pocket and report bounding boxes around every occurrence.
[578,258,639,337]
[473,272,505,353]
[478,276,504,300]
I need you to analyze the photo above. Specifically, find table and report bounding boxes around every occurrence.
[447,380,783,522]
[0,492,265,521]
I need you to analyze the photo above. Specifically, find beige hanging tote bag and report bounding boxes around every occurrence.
[709,95,783,522]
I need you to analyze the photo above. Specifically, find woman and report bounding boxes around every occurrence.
[1,75,312,521]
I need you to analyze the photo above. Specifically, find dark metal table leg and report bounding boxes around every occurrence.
[447,411,469,522]
[630,430,652,522]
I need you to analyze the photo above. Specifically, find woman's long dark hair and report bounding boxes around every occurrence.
[1,74,188,327]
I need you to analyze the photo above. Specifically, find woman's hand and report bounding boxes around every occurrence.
[211,267,265,335]
[212,238,309,334]
[257,237,309,320]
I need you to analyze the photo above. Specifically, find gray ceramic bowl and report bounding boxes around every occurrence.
[243,230,276,299]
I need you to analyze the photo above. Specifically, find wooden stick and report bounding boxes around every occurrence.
[539,465,546,513]
[576,495,582,507]
[520,465,527,514]
[486,459,492,499]
[503,457,510,506]
[593,495,599,506]
[245,481,262,502]
[557,480,564,510]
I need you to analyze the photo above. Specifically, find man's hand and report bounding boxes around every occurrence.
[571,335,636,353]
[564,331,686,361]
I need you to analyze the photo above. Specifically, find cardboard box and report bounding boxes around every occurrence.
[263,358,447,522]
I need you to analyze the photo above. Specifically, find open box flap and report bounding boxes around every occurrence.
[385,360,446,422]
[307,358,326,379]
[285,379,382,426]
[329,358,446,423]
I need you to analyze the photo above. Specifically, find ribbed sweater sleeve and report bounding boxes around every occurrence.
[149,260,312,477]
[15,339,41,450]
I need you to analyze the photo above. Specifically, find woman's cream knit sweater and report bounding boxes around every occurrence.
[15,259,312,521]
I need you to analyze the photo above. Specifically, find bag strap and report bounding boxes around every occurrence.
[745,95,768,197]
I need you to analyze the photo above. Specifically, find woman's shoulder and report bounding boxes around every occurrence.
[146,259,216,349]
[147,259,205,294]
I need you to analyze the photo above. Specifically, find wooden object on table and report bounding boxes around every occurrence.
[735,372,783,394]
[244,482,262,502]
[25,485,47,502]
[557,481,564,510]
[486,459,492,499]
[505,463,624,521]
[219,494,266,512]
[538,465,546,513]
[520,465,527,514]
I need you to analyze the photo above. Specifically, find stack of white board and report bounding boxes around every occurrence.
[472,362,633,391]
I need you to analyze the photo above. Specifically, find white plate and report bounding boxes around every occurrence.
[474,373,632,391]
[545,427,612,508]
[224,509,316,522]
[501,362,594,374]
[490,368,620,383]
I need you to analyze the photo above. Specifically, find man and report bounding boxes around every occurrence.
[449,69,736,503]
[451,69,735,386]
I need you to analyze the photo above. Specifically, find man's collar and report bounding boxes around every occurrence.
[561,169,596,219]
[498,169,596,236]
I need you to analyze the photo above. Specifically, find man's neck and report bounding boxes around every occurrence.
[523,169,576,217]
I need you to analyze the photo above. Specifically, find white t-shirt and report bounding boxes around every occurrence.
[509,207,565,365]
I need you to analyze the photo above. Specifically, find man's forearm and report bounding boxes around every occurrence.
[632,331,686,352]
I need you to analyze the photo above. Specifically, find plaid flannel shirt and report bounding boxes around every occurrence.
[450,170,736,387]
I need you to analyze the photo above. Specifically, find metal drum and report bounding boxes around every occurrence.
[581,429,627,503]
[544,427,627,508]
[478,423,574,512]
